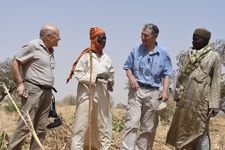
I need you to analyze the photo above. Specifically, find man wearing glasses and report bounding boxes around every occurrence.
[9,24,60,150]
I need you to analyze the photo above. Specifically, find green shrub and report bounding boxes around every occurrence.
[4,100,21,112]
[57,95,76,106]
[112,114,125,132]
[0,131,9,150]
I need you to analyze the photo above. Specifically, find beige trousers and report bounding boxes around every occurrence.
[8,82,52,150]
[121,87,161,150]
[71,83,112,150]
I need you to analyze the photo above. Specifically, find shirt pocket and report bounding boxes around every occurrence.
[133,57,142,71]
[152,62,163,78]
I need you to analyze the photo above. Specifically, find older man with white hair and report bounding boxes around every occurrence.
[9,24,61,150]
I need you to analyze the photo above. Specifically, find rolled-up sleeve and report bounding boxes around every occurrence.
[123,49,134,70]
[162,53,173,77]
[15,44,35,64]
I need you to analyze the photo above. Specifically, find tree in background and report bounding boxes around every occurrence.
[212,40,225,66]
[0,58,16,101]
[57,94,76,106]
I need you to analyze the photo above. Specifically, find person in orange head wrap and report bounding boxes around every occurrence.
[66,27,110,83]
[69,27,114,150]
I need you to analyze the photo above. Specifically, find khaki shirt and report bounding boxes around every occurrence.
[16,39,55,86]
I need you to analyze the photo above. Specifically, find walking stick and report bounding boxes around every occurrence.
[88,51,93,150]
[1,83,44,150]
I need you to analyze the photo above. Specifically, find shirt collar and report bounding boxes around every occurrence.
[92,52,106,60]
[38,39,47,49]
[38,39,54,54]
[143,42,160,55]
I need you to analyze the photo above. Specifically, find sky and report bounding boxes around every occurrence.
[0,1,225,104]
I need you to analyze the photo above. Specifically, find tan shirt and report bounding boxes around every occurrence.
[15,39,55,86]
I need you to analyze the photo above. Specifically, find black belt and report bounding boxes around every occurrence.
[137,82,159,89]
[25,80,57,93]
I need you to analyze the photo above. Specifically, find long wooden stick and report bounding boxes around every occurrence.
[2,83,44,150]
[88,51,93,150]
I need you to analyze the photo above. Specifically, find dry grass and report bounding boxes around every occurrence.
[0,105,225,150]
[0,106,18,150]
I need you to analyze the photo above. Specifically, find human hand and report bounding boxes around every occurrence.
[160,91,169,102]
[16,83,27,98]
[107,80,114,92]
[129,77,139,92]
[97,72,110,80]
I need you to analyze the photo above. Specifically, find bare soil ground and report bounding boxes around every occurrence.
[1,105,225,150]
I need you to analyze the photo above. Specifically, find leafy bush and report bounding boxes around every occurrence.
[112,115,125,133]
[0,131,9,150]
[0,58,16,101]
[3,98,21,112]
[57,95,76,106]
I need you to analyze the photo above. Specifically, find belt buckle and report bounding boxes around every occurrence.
[139,82,150,88]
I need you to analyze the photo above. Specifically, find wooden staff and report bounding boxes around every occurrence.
[88,51,93,150]
[2,83,44,150]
